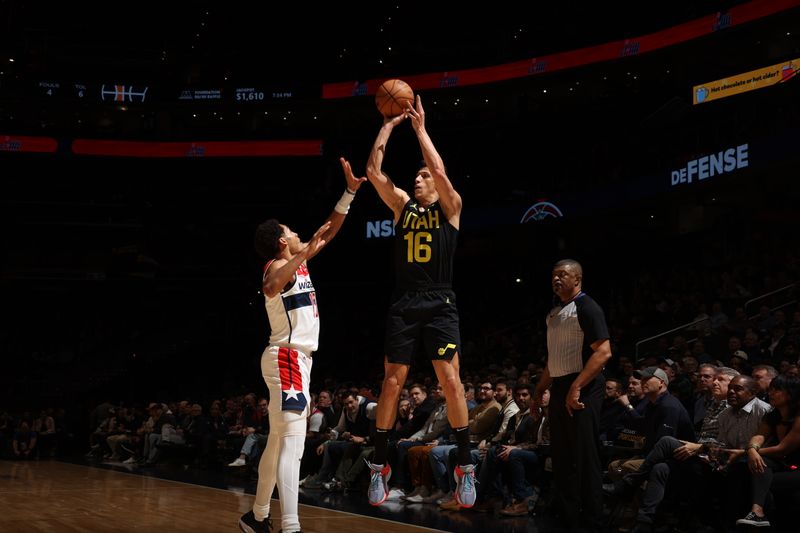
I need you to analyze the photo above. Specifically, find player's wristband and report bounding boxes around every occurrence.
[334,189,355,214]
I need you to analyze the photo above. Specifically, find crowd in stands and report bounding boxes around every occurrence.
[4,293,799,531]
[6,291,780,530]
[78,394,269,469]
[0,407,71,460]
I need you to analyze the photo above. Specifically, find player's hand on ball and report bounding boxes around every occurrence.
[406,95,425,132]
[383,111,408,128]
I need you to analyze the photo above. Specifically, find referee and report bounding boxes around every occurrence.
[534,259,612,532]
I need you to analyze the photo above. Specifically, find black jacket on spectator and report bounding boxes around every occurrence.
[184,415,210,443]
[505,409,543,450]
[207,415,228,440]
[252,413,269,436]
[344,400,373,439]
[321,406,338,432]
[241,405,258,429]
[622,391,695,453]
[395,397,436,440]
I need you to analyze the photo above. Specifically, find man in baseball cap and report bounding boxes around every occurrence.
[634,367,670,387]
[602,366,695,531]
[731,350,748,361]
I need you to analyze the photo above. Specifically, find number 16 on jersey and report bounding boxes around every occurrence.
[403,231,432,263]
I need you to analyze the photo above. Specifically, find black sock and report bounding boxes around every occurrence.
[372,428,390,465]
[453,426,471,465]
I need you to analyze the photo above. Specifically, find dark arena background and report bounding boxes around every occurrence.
[1,2,799,532]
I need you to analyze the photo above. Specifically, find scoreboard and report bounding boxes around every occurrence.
[26,80,307,104]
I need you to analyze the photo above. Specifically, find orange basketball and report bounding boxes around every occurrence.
[375,79,414,118]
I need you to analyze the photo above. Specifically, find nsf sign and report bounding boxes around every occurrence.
[366,220,395,239]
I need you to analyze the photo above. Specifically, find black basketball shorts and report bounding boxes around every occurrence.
[384,289,461,365]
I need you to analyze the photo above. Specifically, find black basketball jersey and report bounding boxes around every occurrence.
[393,199,458,290]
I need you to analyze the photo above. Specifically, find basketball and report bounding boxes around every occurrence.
[375,79,415,118]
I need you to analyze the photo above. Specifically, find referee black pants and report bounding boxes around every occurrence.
[549,373,604,532]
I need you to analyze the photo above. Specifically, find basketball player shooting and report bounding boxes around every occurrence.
[364,95,476,508]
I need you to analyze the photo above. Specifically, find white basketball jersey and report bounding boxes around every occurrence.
[263,260,319,354]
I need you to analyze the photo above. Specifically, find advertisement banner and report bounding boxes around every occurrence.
[693,59,799,104]
[0,134,58,153]
[71,139,323,158]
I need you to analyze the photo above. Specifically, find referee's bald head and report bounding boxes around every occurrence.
[553,259,583,281]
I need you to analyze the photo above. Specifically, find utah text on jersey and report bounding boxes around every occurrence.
[401,203,441,230]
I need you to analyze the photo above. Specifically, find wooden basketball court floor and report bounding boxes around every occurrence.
[0,460,447,532]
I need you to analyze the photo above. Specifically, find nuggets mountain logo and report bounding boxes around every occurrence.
[520,201,564,223]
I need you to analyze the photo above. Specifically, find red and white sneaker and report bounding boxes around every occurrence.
[366,460,392,506]
[453,464,477,508]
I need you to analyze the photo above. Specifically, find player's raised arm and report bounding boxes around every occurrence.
[260,158,362,297]
[316,157,366,244]
[407,95,462,226]
[262,221,331,297]
[366,114,411,222]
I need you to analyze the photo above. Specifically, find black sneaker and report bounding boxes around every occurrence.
[736,511,770,527]
[238,510,272,533]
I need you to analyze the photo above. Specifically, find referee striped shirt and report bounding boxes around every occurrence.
[546,293,609,378]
